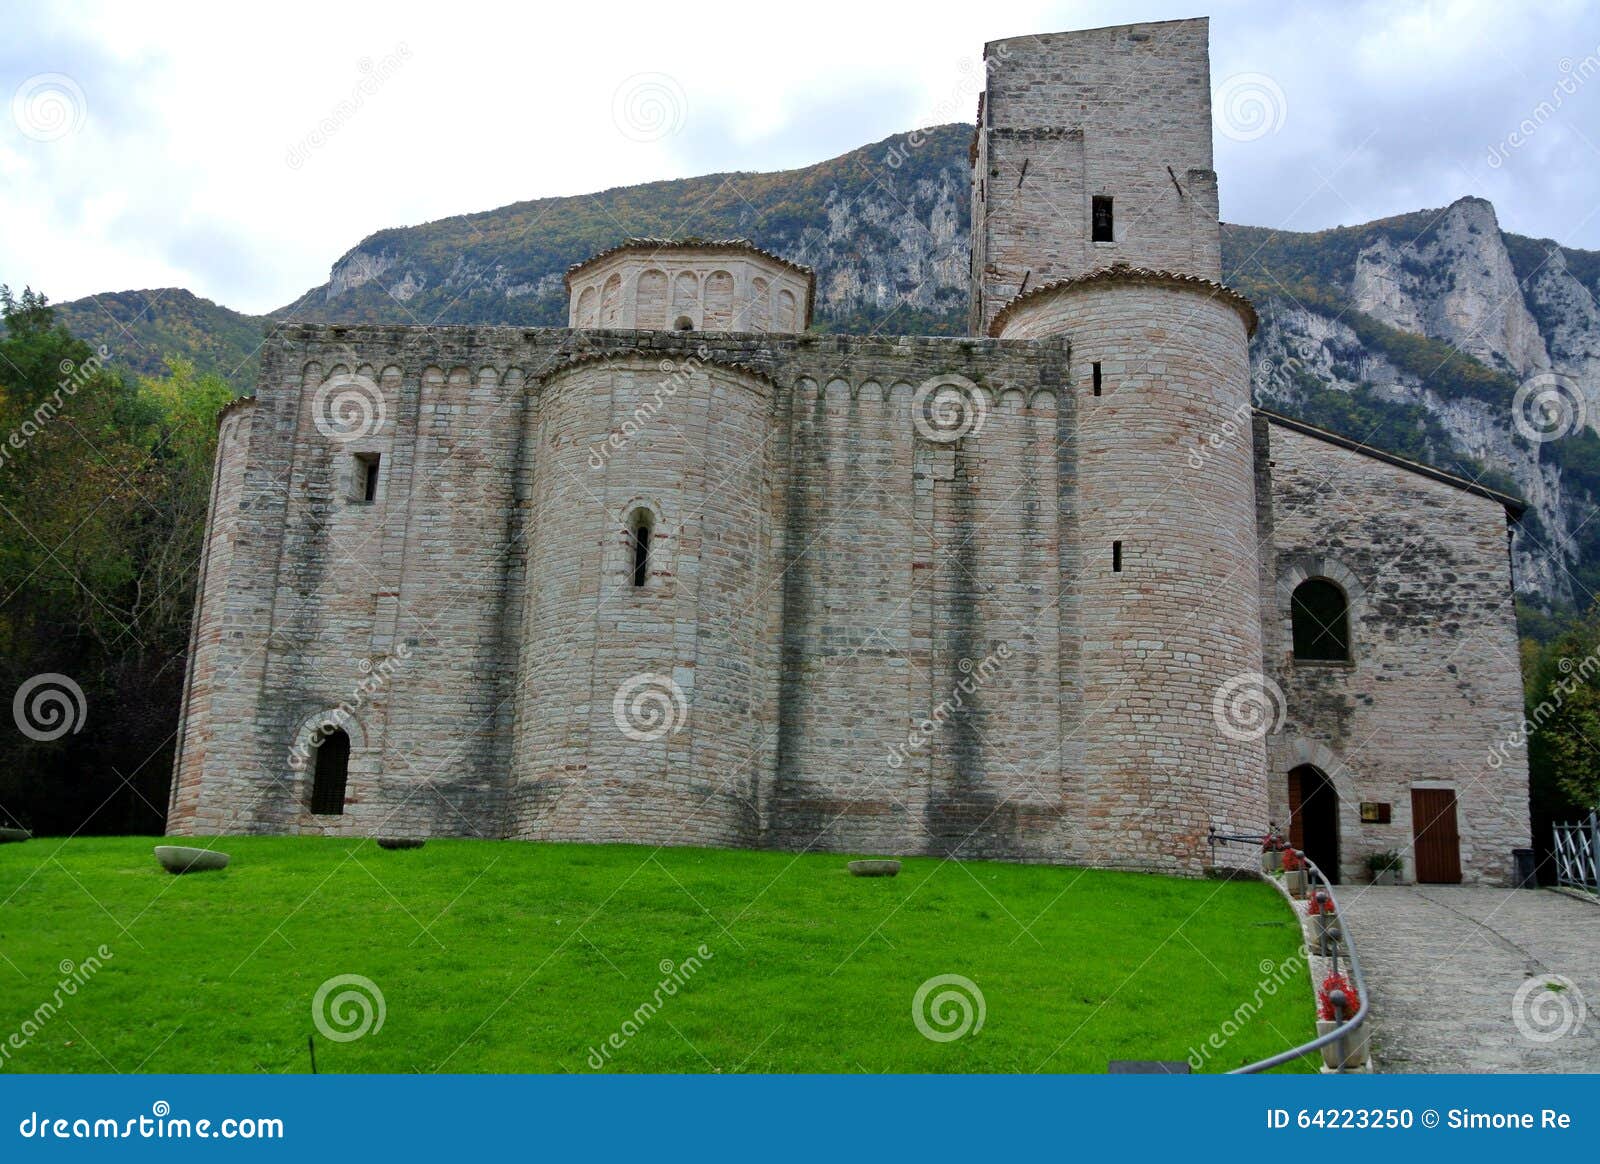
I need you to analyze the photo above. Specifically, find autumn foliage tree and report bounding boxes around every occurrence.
[0,286,233,834]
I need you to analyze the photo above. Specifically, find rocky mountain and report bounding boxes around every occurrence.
[50,125,1600,624]
[273,123,972,340]
[1224,199,1600,615]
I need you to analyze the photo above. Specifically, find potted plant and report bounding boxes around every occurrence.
[1281,847,1308,897]
[1315,972,1370,1070]
[1365,849,1402,886]
[1260,834,1283,874]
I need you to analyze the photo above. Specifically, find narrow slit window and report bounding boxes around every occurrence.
[1091,196,1114,242]
[1092,362,1103,396]
[1112,540,1123,572]
[631,516,652,587]
[354,453,380,503]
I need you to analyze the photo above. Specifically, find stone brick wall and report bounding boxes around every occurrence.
[169,326,533,838]
[1259,418,1531,884]
[168,399,256,827]
[763,337,1073,862]
[567,246,811,332]
[998,276,1264,873]
[171,309,1297,874]
[970,17,1222,332]
[509,353,778,847]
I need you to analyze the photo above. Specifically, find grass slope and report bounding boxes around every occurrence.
[0,838,1314,1074]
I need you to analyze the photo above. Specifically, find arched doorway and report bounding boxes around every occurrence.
[310,728,350,816]
[1288,765,1340,883]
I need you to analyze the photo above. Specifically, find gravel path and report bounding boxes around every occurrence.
[1338,885,1600,1072]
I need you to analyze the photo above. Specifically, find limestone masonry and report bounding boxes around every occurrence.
[169,18,1532,884]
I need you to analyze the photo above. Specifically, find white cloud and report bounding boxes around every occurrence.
[1,0,1595,315]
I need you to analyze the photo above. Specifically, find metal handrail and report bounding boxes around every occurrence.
[1207,826,1371,1074]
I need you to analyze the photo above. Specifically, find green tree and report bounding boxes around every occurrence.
[0,286,235,834]
[1525,607,1600,813]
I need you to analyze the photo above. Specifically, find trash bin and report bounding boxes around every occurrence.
[1512,848,1537,888]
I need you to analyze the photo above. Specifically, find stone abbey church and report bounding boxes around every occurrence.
[168,18,1531,884]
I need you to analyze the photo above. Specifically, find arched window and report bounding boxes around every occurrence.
[630,511,653,587]
[1291,578,1350,661]
[310,727,350,815]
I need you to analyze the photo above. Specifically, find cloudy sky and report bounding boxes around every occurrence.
[2,0,1596,315]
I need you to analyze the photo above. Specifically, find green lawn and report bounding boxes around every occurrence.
[0,837,1316,1073]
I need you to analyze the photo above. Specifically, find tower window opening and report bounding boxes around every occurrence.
[630,514,653,587]
[1291,578,1351,661]
[1092,196,1114,242]
[1112,540,1123,572]
[1091,362,1103,396]
[310,727,350,816]
[674,316,694,331]
[353,453,380,503]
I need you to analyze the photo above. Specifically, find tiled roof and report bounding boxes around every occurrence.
[988,263,1259,337]
[565,238,815,285]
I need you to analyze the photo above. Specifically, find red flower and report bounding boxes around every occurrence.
[1308,891,1335,915]
[1318,973,1359,1021]
[1282,848,1303,871]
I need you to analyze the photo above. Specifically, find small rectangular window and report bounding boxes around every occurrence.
[1091,196,1114,242]
[1112,541,1123,572]
[1092,362,1103,396]
[353,454,380,503]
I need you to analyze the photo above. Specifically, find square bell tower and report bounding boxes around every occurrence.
[969,17,1223,333]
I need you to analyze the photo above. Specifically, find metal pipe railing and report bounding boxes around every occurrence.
[1206,826,1371,1074]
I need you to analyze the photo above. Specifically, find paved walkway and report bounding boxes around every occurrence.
[1339,885,1600,1072]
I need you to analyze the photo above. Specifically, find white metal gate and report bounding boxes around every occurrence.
[1553,814,1599,893]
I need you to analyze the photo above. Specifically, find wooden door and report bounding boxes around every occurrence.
[1287,769,1305,851]
[1411,788,1461,884]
